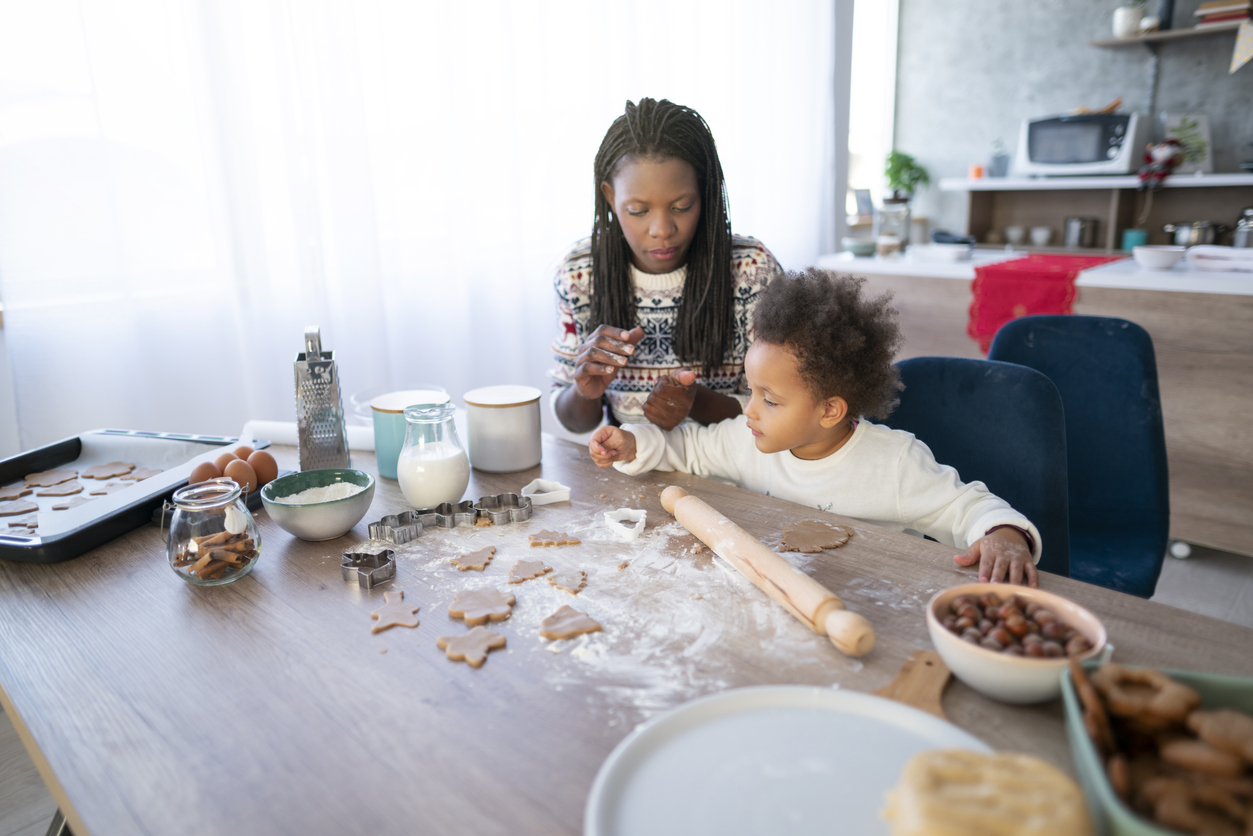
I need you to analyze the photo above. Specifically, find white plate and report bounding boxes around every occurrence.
[584,685,989,836]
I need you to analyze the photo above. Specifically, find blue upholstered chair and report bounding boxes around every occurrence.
[881,357,1070,578]
[989,315,1169,598]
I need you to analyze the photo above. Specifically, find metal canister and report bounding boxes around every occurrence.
[1234,207,1253,248]
[1064,217,1099,249]
[294,326,350,471]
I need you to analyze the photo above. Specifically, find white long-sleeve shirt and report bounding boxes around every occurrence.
[614,415,1041,560]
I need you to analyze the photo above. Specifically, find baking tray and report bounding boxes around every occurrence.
[0,429,271,565]
[584,685,991,836]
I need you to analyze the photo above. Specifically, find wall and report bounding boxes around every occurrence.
[0,327,19,458]
[894,0,1253,235]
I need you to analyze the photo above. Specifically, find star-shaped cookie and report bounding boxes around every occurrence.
[528,529,581,547]
[370,589,420,634]
[452,546,495,571]
[539,605,602,640]
[448,587,515,626]
[436,626,506,667]
[507,558,551,584]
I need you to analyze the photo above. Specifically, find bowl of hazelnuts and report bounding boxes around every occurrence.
[927,583,1109,704]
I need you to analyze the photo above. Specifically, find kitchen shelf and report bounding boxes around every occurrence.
[1091,19,1243,46]
[940,174,1253,192]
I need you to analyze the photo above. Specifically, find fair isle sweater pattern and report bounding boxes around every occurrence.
[550,235,780,423]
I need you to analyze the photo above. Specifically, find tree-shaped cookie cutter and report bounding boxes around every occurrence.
[604,508,647,541]
[472,492,533,525]
[520,478,571,505]
[342,548,396,590]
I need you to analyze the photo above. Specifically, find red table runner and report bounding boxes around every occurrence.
[967,253,1122,353]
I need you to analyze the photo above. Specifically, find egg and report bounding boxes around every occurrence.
[189,462,222,484]
[215,452,239,471]
[246,450,278,487]
[233,445,254,459]
[223,459,258,493]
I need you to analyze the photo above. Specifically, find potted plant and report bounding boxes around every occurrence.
[878,151,931,252]
[884,150,930,201]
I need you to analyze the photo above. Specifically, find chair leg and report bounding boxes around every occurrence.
[1169,540,1193,559]
[45,809,73,836]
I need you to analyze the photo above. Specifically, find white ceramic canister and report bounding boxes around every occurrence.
[462,385,542,473]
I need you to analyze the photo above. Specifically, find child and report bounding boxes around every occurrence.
[589,268,1041,587]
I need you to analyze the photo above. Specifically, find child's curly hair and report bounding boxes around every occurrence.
[752,269,903,420]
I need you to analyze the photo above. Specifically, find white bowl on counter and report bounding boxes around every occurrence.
[1132,245,1185,270]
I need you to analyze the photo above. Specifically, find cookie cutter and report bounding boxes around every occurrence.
[342,548,396,590]
[472,492,533,525]
[604,508,646,541]
[520,478,571,506]
[415,499,478,529]
[368,511,423,545]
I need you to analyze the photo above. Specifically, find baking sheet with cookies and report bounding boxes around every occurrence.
[0,429,268,564]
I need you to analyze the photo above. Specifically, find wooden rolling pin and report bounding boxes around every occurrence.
[661,486,875,657]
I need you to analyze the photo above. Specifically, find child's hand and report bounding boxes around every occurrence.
[954,527,1038,587]
[643,369,698,431]
[589,427,637,468]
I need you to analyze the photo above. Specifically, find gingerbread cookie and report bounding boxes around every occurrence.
[7,513,38,529]
[528,529,581,547]
[370,590,420,633]
[507,558,551,584]
[1159,738,1244,778]
[35,482,83,497]
[0,484,33,501]
[1187,709,1253,762]
[436,626,506,667]
[82,462,135,480]
[1070,659,1116,758]
[448,587,515,626]
[88,482,131,496]
[23,469,76,488]
[539,605,602,640]
[452,546,495,571]
[548,570,587,595]
[51,496,94,511]
[0,499,38,517]
[122,467,163,481]
[780,519,854,553]
[1091,663,1200,723]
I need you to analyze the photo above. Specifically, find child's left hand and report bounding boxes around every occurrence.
[954,527,1038,587]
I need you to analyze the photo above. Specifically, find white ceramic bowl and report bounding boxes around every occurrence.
[1133,245,1185,270]
[927,583,1107,704]
[260,468,375,541]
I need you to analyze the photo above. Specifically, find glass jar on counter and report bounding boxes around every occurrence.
[396,403,470,509]
[163,477,260,586]
[875,198,912,251]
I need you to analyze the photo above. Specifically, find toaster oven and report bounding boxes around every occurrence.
[1015,113,1149,176]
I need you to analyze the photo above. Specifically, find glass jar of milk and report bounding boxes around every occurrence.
[396,403,470,509]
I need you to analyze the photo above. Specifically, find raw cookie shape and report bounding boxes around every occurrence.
[7,513,38,528]
[528,529,581,547]
[370,589,420,634]
[89,481,131,496]
[23,469,77,488]
[0,499,39,517]
[548,570,587,595]
[452,546,495,571]
[539,605,603,640]
[508,558,551,584]
[780,519,855,553]
[604,508,646,541]
[51,496,94,511]
[0,484,33,501]
[122,467,163,481]
[436,626,506,668]
[36,482,83,497]
[448,587,516,626]
[82,462,135,480]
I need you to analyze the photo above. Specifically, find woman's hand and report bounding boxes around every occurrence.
[954,527,1039,587]
[572,326,644,400]
[643,370,698,430]
[589,427,637,468]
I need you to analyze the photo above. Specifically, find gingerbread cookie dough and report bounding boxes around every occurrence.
[539,605,602,640]
[0,484,33,501]
[88,482,131,496]
[452,546,495,571]
[0,499,38,517]
[780,520,855,553]
[436,626,506,667]
[448,587,515,626]
[528,529,581,547]
[82,462,135,480]
[35,482,83,497]
[24,469,77,488]
[370,590,420,634]
[548,570,587,595]
[507,558,551,584]
[52,496,94,511]
[7,513,38,529]
[122,467,163,481]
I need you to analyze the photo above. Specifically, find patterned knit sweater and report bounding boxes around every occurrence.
[550,235,781,425]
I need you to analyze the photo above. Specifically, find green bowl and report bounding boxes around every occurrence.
[1061,662,1253,836]
[260,468,375,541]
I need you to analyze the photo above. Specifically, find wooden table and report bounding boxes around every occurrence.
[1,436,1250,835]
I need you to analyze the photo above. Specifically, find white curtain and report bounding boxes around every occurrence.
[0,0,838,450]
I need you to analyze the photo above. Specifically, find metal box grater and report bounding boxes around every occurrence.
[294,326,350,471]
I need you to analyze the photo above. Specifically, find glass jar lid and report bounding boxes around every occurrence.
[404,403,456,423]
[172,477,242,510]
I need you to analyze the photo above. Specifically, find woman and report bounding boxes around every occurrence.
[550,97,782,435]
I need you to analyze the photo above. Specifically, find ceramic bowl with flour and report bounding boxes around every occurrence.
[260,468,375,541]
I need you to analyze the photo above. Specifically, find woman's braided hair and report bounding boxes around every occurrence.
[590,98,733,377]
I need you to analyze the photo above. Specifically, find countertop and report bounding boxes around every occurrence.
[817,250,1253,296]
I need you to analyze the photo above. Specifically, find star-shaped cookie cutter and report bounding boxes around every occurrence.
[472,492,533,525]
[341,548,396,590]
